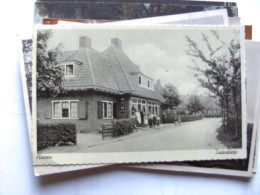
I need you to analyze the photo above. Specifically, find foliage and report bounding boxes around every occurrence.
[216,126,241,148]
[186,95,204,115]
[186,30,241,137]
[161,83,181,109]
[22,39,33,111]
[113,119,134,136]
[37,30,65,98]
[22,39,33,81]
[204,114,222,118]
[37,124,76,150]
[165,115,203,123]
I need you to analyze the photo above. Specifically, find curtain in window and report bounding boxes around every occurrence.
[70,102,78,118]
[62,102,69,117]
[66,65,73,75]
[107,103,112,118]
[103,102,107,118]
[53,102,61,118]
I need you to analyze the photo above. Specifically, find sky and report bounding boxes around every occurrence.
[45,26,241,96]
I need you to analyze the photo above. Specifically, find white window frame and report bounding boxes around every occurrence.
[131,97,160,116]
[138,75,154,91]
[64,64,74,77]
[102,100,113,119]
[52,100,79,119]
[131,98,159,116]
[57,61,79,78]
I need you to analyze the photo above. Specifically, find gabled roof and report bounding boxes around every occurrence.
[57,37,164,102]
[103,44,164,102]
[57,48,120,93]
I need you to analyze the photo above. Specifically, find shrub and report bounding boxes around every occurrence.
[113,119,134,136]
[165,115,203,123]
[204,114,222,118]
[37,124,76,150]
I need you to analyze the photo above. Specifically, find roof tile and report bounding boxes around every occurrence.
[57,42,164,102]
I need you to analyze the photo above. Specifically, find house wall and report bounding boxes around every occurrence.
[37,91,131,132]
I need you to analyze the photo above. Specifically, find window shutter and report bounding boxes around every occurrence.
[97,101,103,119]
[45,102,52,119]
[113,103,117,118]
[78,101,88,120]
[85,102,88,119]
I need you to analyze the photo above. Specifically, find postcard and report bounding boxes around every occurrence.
[20,10,232,174]
[20,37,257,176]
[34,1,238,24]
[57,9,229,26]
[21,9,253,174]
[32,25,246,165]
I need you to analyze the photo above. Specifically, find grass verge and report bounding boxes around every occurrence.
[216,126,242,148]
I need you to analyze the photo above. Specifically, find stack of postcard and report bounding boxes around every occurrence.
[19,0,259,178]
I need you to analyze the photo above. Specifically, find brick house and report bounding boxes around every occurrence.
[37,36,164,132]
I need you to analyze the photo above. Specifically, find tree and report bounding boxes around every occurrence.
[161,83,181,109]
[37,30,65,98]
[186,95,204,115]
[186,30,241,136]
[22,39,33,112]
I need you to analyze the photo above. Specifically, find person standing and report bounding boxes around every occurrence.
[135,109,141,125]
[177,115,182,126]
[148,112,153,128]
[152,115,157,129]
[140,109,144,126]
[162,112,166,124]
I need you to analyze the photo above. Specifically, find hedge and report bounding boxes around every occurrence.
[165,115,203,123]
[37,124,76,150]
[112,119,135,136]
[204,114,222,118]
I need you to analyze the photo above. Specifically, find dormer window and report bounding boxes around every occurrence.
[139,76,142,85]
[65,64,74,76]
[138,74,154,90]
[57,61,81,78]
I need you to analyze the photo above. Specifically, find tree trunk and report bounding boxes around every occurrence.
[232,89,239,137]
[225,96,229,131]
[222,98,226,132]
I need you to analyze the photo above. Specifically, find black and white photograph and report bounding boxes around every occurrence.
[33,25,246,165]
[20,37,258,177]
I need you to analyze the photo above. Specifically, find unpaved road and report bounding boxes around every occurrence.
[87,118,226,152]
[41,118,226,153]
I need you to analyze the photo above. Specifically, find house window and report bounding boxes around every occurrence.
[65,64,74,76]
[131,98,159,116]
[53,102,61,118]
[62,102,69,117]
[70,102,78,118]
[102,101,113,119]
[131,97,146,115]
[138,74,154,90]
[52,100,78,119]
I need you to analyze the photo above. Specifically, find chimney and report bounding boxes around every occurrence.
[111,38,122,49]
[79,36,91,49]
